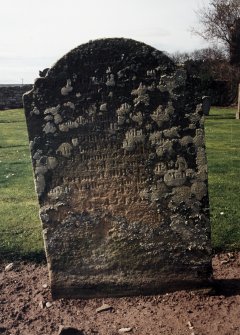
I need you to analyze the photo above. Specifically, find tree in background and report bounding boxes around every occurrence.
[170,46,240,106]
[171,47,226,64]
[192,0,240,62]
[230,19,240,65]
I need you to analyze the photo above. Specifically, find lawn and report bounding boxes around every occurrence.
[0,109,43,260]
[205,107,240,251]
[0,107,239,259]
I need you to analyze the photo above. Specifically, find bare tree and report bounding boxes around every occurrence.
[192,0,240,55]
[190,46,227,61]
[170,51,191,64]
[171,47,226,64]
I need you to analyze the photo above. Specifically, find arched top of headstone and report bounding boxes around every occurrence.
[27,38,177,108]
[47,37,175,78]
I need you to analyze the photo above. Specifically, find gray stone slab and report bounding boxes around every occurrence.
[202,96,211,116]
[23,38,212,298]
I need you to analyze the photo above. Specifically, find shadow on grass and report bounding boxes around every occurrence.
[0,144,28,148]
[0,120,25,124]
[0,249,46,264]
[207,114,236,119]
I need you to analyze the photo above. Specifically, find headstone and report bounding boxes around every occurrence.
[202,96,211,116]
[23,38,212,298]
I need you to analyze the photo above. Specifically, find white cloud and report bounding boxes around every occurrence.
[0,0,210,83]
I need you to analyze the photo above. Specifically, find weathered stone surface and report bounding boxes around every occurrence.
[23,38,212,298]
[202,96,211,116]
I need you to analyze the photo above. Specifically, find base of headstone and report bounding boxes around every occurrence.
[50,266,212,299]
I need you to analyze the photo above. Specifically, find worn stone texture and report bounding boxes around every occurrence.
[23,38,212,298]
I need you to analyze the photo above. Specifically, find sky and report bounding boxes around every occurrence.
[0,0,210,84]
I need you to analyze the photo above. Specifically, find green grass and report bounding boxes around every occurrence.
[0,107,239,259]
[0,109,43,260]
[205,107,240,251]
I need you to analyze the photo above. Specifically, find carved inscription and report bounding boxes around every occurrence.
[24,38,212,298]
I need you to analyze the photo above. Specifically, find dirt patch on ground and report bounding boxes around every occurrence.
[1,253,240,335]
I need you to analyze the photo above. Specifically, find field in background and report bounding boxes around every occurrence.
[206,107,240,251]
[0,107,239,259]
[0,109,42,260]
